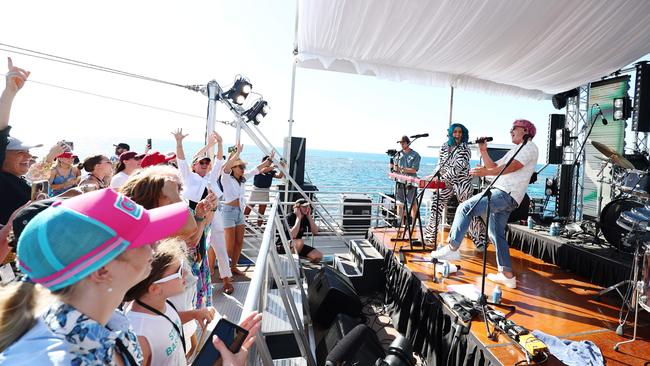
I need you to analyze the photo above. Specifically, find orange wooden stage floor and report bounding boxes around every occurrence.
[370,227,650,365]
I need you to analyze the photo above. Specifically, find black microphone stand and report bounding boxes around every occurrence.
[469,139,525,339]
[570,105,605,222]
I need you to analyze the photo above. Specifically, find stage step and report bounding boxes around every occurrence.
[211,281,250,321]
[263,287,304,335]
[271,357,307,366]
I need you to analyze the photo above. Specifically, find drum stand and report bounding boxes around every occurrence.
[613,236,648,351]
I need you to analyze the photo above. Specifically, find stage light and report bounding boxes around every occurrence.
[243,99,269,125]
[223,76,252,105]
[613,97,631,121]
[545,177,558,196]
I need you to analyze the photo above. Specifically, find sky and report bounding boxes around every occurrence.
[0,0,641,162]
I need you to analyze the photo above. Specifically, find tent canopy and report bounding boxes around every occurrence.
[297,0,650,99]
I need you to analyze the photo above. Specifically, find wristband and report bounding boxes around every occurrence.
[195,216,205,222]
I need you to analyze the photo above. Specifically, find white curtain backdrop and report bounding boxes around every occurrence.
[297,0,650,99]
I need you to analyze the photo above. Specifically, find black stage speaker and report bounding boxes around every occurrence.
[633,62,650,132]
[308,266,362,327]
[325,324,385,366]
[316,314,362,364]
[508,194,530,223]
[547,114,566,164]
[557,164,574,217]
[284,136,307,186]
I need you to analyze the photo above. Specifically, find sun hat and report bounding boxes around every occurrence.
[294,198,311,207]
[6,136,43,151]
[17,189,189,291]
[512,119,536,139]
[397,135,410,144]
[192,155,212,165]
[140,151,176,168]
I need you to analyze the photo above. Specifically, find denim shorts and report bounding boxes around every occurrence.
[221,205,245,228]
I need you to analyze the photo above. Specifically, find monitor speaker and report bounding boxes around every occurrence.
[308,266,362,327]
[557,164,574,217]
[325,324,385,366]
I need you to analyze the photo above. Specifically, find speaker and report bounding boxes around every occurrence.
[547,114,565,164]
[284,136,307,186]
[557,164,574,217]
[633,62,650,132]
[308,266,362,327]
[316,313,362,364]
[508,194,530,223]
[325,324,385,366]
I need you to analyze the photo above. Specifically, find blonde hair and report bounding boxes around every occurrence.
[119,165,180,209]
[0,282,70,352]
[124,238,187,302]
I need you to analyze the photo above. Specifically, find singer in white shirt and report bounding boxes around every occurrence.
[430,119,539,290]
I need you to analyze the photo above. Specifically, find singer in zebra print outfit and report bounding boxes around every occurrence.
[424,123,486,246]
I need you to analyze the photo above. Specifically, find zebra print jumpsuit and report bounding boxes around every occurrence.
[424,142,486,246]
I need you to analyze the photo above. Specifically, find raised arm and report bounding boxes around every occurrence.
[223,143,243,174]
[478,140,496,168]
[0,58,30,131]
[192,131,223,162]
[171,128,189,161]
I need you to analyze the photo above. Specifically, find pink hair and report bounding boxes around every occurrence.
[513,119,536,138]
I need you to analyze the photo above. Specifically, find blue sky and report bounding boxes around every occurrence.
[0,1,640,162]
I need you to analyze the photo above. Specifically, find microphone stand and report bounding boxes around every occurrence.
[414,143,460,251]
[469,139,525,339]
[570,106,605,222]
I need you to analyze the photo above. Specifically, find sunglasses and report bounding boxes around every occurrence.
[153,259,184,284]
[198,161,210,166]
[235,165,246,170]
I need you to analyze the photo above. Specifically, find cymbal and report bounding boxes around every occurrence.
[590,140,635,170]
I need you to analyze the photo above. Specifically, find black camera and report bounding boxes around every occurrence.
[386,149,397,156]
[375,335,415,366]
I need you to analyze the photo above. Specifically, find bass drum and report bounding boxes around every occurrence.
[600,198,644,252]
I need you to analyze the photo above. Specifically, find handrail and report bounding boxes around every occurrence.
[241,193,280,317]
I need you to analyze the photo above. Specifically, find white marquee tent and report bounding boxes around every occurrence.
[296,0,650,100]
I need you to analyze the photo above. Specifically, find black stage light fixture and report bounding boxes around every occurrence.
[633,61,650,132]
[613,97,632,121]
[545,177,558,196]
[552,88,580,110]
[224,76,252,105]
[243,99,270,125]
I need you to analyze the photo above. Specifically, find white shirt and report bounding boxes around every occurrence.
[126,304,186,366]
[177,158,225,203]
[218,168,259,209]
[493,141,538,204]
[110,171,130,188]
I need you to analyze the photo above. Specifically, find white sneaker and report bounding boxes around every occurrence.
[487,272,517,289]
[430,245,461,262]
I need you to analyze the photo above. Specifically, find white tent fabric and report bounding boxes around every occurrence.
[297,0,650,99]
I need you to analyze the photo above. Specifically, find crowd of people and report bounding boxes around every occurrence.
[0,58,313,365]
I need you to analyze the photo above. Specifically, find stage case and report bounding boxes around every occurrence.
[368,227,650,366]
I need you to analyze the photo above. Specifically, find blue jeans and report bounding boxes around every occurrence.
[448,189,519,272]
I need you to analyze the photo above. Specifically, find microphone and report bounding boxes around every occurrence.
[467,137,493,145]
[593,104,608,125]
[409,133,429,139]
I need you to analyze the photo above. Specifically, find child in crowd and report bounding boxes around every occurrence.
[125,239,216,366]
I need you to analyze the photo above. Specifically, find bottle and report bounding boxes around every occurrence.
[442,261,450,278]
[527,216,534,229]
[492,285,502,304]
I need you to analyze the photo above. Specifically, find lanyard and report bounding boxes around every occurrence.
[135,299,187,354]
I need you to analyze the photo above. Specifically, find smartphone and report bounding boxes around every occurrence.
[192,318,249,366]
[31,180,50,201]
[63,140,74,151]
[147,138,152,148]
[228,146,237,154]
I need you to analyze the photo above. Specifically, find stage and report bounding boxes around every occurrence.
[367,227,650,365]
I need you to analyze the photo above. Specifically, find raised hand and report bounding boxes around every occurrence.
[209,131,223,145]
[171,128,189,143]
[5,57,30,93]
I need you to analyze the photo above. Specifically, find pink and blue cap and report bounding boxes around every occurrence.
[17,189,189,291]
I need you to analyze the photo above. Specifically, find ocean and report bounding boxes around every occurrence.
[60,137,556,215]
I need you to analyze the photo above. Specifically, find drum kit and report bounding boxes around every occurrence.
[591,141,650,349]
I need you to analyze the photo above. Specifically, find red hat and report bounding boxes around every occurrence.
[119,151,145,162]
[140,151,176,168]
[57,152,74,159]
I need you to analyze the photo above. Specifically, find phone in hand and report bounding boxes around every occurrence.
[147,138,152,149]
[227,146,237,154]
[192,318,249,366]
[31,180,50,201]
